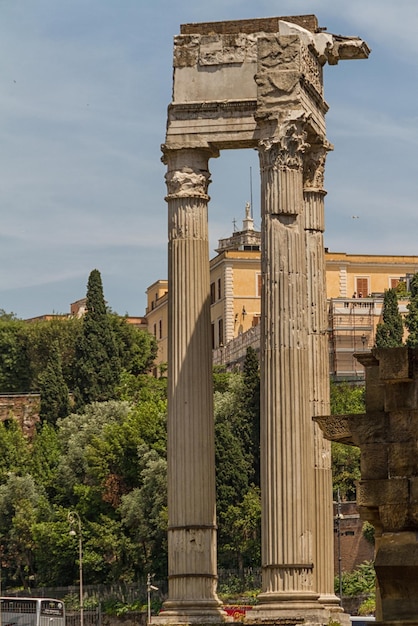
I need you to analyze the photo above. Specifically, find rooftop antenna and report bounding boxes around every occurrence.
[249,166,253,218]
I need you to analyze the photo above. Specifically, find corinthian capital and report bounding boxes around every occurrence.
[303,143,332,191]
[259,120,309,171]
[165,166,211,199]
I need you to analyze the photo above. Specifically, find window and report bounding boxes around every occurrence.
[217,278,222,300]
[159,320,162,339]
[218,318,224,347]
[153,323,157,337]
[356,277,369,298]
[257,273,262,297]
[210,282,216,304]
[211,323,215,350]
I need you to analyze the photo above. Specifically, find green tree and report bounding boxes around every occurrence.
[110,315,158,375]
[0,320,32,391]
[29,422,62,497]
[240,347,260,486]
[405,273,418,347]
[39,340,71,424]
[119,450,168,579]
[0,418,31,481]
[25,317,81,390]
[374,288,404,347]
[330,382,364,500]
[219,485,261,575]
[55,401,132,508]
[0,474,50,589]
[73,270,122,409]
[0,309,18,321]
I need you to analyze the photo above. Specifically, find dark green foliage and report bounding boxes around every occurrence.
[39,341,71,424]
[0,309,18,321]
[218,485,261,575]
[73,270,122,409]
[110,315,158,375]
[330,381,365,414]
[0,419,31,481]
[335,560,375,597]
[330,382,364,500]
[0,320,32,391]
[214,351,261,571]
[405,273,418,347]
[0,473,51,589]
[374,288,404,347]
[241,347,260,486]
[0,317,81,393]
[26,317,81,390]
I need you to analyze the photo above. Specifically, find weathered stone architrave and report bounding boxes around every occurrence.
[155,16,369,626]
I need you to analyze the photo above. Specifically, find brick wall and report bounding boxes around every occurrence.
[180,15,319,35]
[0,393,40,438]
[334,501,374,573]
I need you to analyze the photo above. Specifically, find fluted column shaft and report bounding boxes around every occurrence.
[257,121,318,605]
[162,147,222,616]
[303,144,339,607]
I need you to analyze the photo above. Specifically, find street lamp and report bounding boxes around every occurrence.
[147,573,158,624]
[68,511,84,626]
[335,489,344,600]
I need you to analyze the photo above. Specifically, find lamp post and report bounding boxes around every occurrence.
[146,573,158,624]
[68,511,83,626]
[336,489,344,600]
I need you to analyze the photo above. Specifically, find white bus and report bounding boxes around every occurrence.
[0,598,65,626]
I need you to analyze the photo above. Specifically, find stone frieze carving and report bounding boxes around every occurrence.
[173,33,259,68]
[300,43,322,95]
[199,33,258,66]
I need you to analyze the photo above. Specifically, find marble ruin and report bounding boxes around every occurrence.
[156,15,369,626]
[316,347,418,625]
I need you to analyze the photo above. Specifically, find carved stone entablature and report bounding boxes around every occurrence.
[255,35,302,116]
[258,120,308,171]
[173,34,200,68]
[174,33,259,68]
[168,100,257,122]
[313,414,356,445]
[300,43,323,96]
[165,167,211,200]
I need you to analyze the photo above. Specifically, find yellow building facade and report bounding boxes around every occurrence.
[145,206,418,379]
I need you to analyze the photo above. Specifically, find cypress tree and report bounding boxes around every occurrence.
[240,346,261,486]
[73,269,121,409]
[405,273,418,347]
[39,341,70,425]
[374,288,404,348]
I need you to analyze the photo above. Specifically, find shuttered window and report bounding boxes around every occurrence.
[356,277,369,297]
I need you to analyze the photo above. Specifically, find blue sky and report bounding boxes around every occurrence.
[1,0,418,319]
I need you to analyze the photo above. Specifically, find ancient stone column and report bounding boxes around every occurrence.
[157,146,224,623]
[303,143,341,609]
[254,118,320,612]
